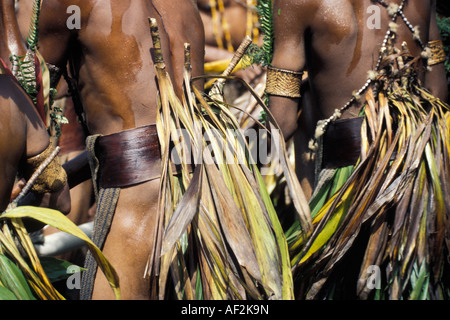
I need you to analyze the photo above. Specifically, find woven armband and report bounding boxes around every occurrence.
[265,66,303,98]
[25,144,67,194]
[427,40,447,66]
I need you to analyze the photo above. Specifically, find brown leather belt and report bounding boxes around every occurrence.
[96,125,163,188]
[321,117,364,169]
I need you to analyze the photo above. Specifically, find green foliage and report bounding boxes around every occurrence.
[256,0,274,66]
[243,43,268,124]
[253,1,275,124]
[0,286,18,300]
[10,0,42,103]
[437,15,450,74]
[0,254,36,300]
[39,257,84,283]
[1,206,120,300]
[9,54,37,102]
[27,0,42,52]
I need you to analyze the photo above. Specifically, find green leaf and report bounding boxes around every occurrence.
[255,167,294,299]
[299,180,355,264]
[1,206,120,300]
[409,261,429,300]
[0,254,36,300]
[0,286,18,300]
[39,257,85,283]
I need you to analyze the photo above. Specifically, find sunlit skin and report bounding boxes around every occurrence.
[16,0,204,299]
[269,0,448,199]
[42,80,94,263]
[0,75,72,212]
[0,0,70,216]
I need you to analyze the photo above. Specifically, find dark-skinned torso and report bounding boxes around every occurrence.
[18,0,205,135]
[17,0,205,299]
[269,0,447,198]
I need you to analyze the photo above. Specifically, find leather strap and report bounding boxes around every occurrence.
[95,125,191,188]
[96,125,162,188]
[322,117,364,169]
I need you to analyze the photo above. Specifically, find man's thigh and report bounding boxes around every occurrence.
[91,179,160,300]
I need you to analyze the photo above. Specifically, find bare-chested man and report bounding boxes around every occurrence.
[16,0,204,299]
[267,0,448,199]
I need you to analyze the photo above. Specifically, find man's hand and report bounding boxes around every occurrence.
[14,182,71,232]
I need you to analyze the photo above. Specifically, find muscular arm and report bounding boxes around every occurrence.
[424,0,448,102]
[0,0,27,65]
[268,0,308,139]
[5,76,71,218]
[16,0,73,68]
